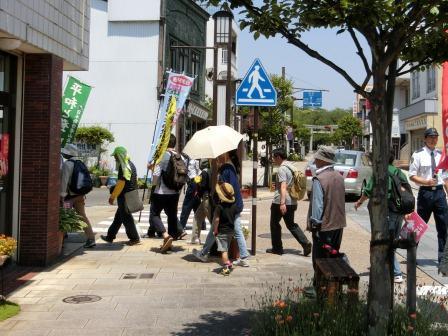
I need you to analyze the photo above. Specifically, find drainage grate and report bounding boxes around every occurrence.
[63,295,102,304]
[121,273,154,280]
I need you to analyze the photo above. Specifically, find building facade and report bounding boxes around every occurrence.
[65,0,209,171]
[0,0,90,265]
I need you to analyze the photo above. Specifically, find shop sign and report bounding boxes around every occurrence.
[61,76,92,148]
[187,102,209,120]
[392,114,400,138]
[405,116,427,131]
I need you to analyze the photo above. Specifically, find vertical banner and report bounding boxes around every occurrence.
[0,133,9,177]
[437,62,448,170]
[153,97,177,165]
[61,76,92,148]
[147,72,194,163]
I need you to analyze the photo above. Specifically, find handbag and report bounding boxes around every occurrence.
[124,189,144,213]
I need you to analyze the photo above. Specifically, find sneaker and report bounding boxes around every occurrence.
[160,236,173,253]
[303,243,312,257]
[83,239,96,248]
[190,238,201,245]
[233,258,250,267]
[124,239,142,246]
[266,248,283,255]
[192,248,208,262]
[220,267,231,276]
[394,275,404,284]
[100,235,113,243]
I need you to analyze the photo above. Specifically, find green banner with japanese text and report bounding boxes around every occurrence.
[61,76,92,147]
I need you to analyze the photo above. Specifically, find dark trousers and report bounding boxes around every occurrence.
[312,229,343,271]
[179,182,201,229]
[107,196,140,241]
[270,203,310,252]
[149,193,182,238]
[417,188,448,261]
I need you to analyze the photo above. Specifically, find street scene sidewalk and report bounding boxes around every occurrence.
[0,160,446,335]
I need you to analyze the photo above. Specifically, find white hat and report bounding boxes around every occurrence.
[61,144,79,157]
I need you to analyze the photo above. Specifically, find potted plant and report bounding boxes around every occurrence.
[59,208,87,254]
[0,235,17,266]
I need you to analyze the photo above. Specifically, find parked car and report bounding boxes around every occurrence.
[305,150,372,197]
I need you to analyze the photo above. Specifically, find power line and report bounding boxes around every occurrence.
[285,72,327,92]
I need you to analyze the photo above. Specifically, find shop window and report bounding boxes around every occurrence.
[426,66,436,93]
[411,71,420,99]
[191,51,200,92]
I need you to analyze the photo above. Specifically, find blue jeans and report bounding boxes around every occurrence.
[200,214,249,259]
[179,183,201,230]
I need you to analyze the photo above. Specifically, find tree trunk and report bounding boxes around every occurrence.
[367,61,398,335]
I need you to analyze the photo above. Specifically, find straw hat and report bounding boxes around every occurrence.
[215,182,235,203]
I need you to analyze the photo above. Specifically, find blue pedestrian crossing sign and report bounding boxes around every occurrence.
[236,58,277,107]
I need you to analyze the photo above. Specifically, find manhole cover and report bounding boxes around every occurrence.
[62,295,102,304]
[258,233,294,239]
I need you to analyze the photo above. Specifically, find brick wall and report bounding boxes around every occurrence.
[20,54,62,266]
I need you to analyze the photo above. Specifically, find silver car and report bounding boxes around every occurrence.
[305,150,372,197]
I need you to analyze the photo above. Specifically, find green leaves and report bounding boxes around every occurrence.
[59,208,87,233]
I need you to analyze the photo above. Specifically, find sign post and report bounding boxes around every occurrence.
[236,59,277,255]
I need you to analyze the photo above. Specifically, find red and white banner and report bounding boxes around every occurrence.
[436,62,448,170]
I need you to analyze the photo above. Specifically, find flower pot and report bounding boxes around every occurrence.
[99,176,108,186]
[241,188,252,199]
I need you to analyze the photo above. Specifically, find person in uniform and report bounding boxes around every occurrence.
[408,127,448,263]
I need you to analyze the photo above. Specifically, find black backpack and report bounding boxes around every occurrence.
[388,170,415,215]
[162,152,188,191]
[69,159,93,195]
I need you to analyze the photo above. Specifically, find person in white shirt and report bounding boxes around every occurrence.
[60,144,95,248]
[409,127,448,263]
[147,134,187,252]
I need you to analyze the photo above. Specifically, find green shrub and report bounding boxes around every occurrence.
[287,153,303,161]
[59,208,87,233]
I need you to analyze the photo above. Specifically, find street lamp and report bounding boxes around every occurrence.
[212,10,234,126]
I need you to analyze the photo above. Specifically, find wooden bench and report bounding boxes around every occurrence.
[315,257,360,305]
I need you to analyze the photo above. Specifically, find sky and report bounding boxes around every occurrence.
[237,24,370,111]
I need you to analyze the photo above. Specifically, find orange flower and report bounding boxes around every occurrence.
[409,313,417,319]
[286,315,293,322]
[278,301,287,309]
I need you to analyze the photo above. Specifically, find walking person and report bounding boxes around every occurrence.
[212,182,238,276]
[355,150,409,283]
[146,134,186,252]
[179,155,202,234]
[100,146,141,246]
[307,146,346,271]
[266,148,312,256]
[60,144,96,248]
[190,161,212,244]
[193,150,250,267]
[408,128,448,263]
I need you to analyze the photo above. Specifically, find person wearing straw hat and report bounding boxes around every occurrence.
[213,182,238,276]
[100,146,141,246]
[60,143,96,248]
[307,146,346,270]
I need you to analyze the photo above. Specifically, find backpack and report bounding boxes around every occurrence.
[284,165,307,201]
[69,159,93,195]
[162,151,188,191]
[388,170,415,215]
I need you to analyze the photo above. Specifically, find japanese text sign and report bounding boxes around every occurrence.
[61,76,92,147]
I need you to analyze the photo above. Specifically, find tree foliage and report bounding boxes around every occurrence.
[75,126,114,146]
[333,114,363,148]
[201,0,448,333]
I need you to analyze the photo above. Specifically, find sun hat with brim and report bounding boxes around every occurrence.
[61,144,79,157]
[314,145,335,164]
[215,182,235,203]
